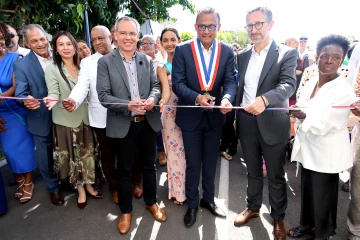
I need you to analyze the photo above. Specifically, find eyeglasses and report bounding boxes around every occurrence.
[197,24,217,31]
[141,42,155,46]
[244,21,268,32]
[299,37,308,41]
[116,31,138,37]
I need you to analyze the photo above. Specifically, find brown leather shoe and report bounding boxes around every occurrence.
[234,208,260,226]
[112,192,118,204]
[146,203,167,222]
[118,213,132,235]
[158,151,167,166]
[273,220,286,240]
[133,184,143,199]
[50,192,64,206]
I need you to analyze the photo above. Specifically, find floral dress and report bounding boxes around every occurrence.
[161,62,186,203]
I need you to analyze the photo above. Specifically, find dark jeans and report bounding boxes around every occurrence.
[111,120,157,213]
[156,130,164,152]
[33,133,60,193]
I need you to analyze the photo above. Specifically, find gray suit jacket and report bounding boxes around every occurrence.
[236,41,297,145]
[96,50,162,138]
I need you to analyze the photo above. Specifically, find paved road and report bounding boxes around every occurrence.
[0,147,351,240]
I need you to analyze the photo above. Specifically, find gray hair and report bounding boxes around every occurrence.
[114,16,140,33]
[246,7,273,22]
[196,7,220,24]
[141,34,156,43]
[21,24,47,41]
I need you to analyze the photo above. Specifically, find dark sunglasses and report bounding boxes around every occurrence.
[299,37,308,41]
[9,33,17,38]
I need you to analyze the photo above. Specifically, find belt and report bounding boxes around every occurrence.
[239,109,256,117]
[131,115,146,122]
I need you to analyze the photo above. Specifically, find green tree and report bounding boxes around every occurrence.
[216,30,250,48]
[180,31,194,42]
[0,0,195,40]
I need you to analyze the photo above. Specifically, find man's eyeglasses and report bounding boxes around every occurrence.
[141,42,155,46]
[117,31,138,37]
[299,37,308,41]
[197,24,217,31]
[244,21,268,32]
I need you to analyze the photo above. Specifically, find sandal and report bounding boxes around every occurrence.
[287,225,314,238]
[171,198,186,205]
[15,177,25,199]
[220,151,232,161]
[20,182,34,204]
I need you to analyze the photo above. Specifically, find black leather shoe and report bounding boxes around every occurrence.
[184,208,198,228]
[200,199,226,218]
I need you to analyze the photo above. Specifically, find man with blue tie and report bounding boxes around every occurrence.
[172,7,237,228]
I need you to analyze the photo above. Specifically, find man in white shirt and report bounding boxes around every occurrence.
[234,7,297,240]
[62,26,122,204]
[6,25,30,56]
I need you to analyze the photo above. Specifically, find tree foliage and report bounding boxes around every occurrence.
[0,0,195,40]
[217,30,250,48]
[180,31,194,42]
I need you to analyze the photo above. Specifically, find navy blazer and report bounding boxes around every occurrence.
[236,41,297,145]
[14,51,52,137]
[172,40,237,131]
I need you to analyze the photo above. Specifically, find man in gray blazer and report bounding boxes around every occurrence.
[96,16,166,235]
[234,7,297,240]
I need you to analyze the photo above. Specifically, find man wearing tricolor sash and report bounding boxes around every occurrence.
[172,7,237,228]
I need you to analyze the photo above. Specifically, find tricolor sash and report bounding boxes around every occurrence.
[190,38,221,93]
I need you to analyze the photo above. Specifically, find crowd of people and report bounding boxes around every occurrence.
[0,5,360,240]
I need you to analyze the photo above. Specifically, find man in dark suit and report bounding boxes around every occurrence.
[233,7,297,240]
[172,7,237,228]
[96,16,166,235]
[14,24,64,205]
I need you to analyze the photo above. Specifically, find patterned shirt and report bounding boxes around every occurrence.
[120,52,142,116]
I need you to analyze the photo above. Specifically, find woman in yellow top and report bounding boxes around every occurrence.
[43,31,102,209]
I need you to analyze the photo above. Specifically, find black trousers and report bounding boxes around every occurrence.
[238,111,287,220]
[219,109,238,153]
[300,167,338,238]
[182,112,223,209]
[93,127,117,192]
[110,120,157,213]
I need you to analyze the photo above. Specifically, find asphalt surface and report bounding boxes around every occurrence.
[0,145,351,240]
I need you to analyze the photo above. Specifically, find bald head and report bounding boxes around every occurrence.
[90,25,113,55]
[284,37,299,49]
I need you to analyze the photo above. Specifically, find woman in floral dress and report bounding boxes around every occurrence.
[43,31,103,209]
[157,28,186,205]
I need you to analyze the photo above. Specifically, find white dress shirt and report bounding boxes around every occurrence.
[241,40,272,107]
[16,46,30,56]
[291,75,355,173]
[69,52,107,128]
[34,51,53,72]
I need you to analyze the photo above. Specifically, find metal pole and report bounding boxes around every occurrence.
[83,10,90,46]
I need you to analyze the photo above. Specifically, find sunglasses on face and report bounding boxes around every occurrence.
[299,37,308,41]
